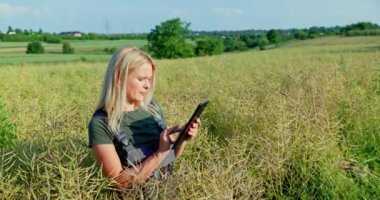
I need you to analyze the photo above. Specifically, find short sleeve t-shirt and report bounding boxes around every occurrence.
[88,102,167,149]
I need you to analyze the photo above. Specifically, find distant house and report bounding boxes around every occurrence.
[59,31,82,37]
[8,31,16,35]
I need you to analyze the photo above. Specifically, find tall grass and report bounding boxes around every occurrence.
[0,97,15,148]
[0,36,379,199]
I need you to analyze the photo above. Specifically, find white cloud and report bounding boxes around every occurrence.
[0,3,29,18]
[211,7,242,17]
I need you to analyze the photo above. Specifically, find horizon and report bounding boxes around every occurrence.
[2,20,377,35]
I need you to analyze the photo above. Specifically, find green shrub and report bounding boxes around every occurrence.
[223,37,248,52]
[62,42,75,54]
[295,31,308,40]
[80,56,87,62]
[195,37,224,56]
[0,98,15,148]
[103,47,116,54]
[26,41,45,54]
[258,38,269,50]
[44,35,62,44]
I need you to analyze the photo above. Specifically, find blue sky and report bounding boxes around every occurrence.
[0,0,379,34]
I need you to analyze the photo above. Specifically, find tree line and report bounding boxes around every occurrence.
[1,20,379,57]
[147,19,380,58]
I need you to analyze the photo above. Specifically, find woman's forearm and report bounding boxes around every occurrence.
[174,140,187,158]
[114,150,169,189]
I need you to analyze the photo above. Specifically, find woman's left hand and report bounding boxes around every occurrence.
[168,118,201,141]
[169,118,201,158]
[186,118,201,141]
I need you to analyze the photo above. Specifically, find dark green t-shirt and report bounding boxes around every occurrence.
[88,102,167,149]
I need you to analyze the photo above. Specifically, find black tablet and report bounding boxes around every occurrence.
[172,100,209,149]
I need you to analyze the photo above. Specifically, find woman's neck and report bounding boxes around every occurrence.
[125,102,139,112]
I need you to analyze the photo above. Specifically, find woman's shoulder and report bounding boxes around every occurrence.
[88,110,109,131]
[92,109,108,119]
[88,110,114,147]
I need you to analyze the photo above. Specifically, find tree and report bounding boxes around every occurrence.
[7,26,13,34]
[258,38,269,50]
[44,34,62,44]
[87,33,99,40]
[240,35,260,48]
[23,29,30,35]
[15,28,22,35]
[223,37,248,52]
[295,31,308,40]
[195,37,224,56]
[62,42,75,54]
[266,29,279,44]
[308,26,321,38]
[148,18,194,58]
[342,22,380,36]
[26,41,45,54]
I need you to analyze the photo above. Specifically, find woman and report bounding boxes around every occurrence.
[88,47,200,189]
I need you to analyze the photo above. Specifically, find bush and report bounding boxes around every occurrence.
[295,31,308,40]
[62,42,75,54]
[240,35,260,48]
[223,37,248,52]
[44,35,62,44]
[266,29,280,44]
[195,37,224,56]
[103,47,116,54]
[2,34,42,42]
[26,41,45,54]
[80,56,87,62]
[345,29,380,36]
[258,38,269,50]
[0,98,15,148]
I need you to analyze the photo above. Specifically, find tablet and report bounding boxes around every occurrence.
[172,100,209,149]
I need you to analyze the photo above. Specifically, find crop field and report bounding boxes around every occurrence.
[0,39,147,64]
[0,36,379,199]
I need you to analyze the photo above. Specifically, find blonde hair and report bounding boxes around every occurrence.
[96,47,160,133]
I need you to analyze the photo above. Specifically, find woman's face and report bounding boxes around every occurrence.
[126,62,153,106]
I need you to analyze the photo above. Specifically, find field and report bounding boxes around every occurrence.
[0,36,380,199]
[0,39,147,64]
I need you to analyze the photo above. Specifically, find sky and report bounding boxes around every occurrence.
[0,0,379,34]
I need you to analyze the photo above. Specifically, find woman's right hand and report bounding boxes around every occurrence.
[157,128,171,154]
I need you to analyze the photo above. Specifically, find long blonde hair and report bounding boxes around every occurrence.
[96,47,160,133]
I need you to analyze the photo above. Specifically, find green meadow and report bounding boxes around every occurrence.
[0,36,379,199]
[0,39,147,64]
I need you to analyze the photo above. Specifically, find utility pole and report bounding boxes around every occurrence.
[105,18,109,35]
